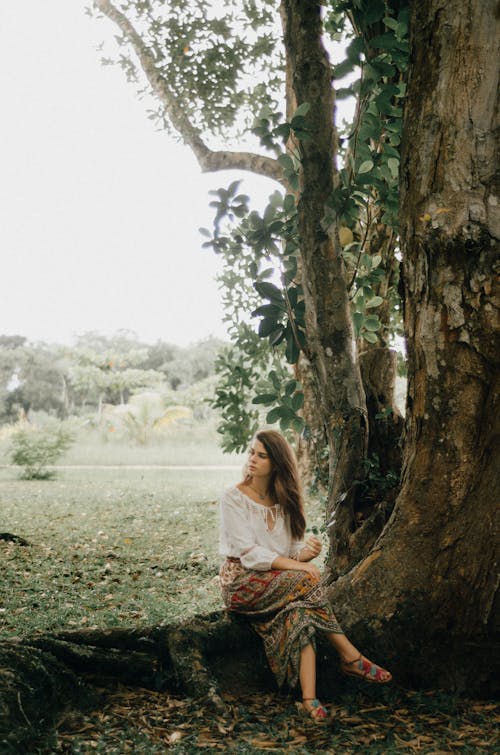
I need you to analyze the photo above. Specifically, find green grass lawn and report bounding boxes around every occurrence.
[0,467,234,636]
[0,464,326,638]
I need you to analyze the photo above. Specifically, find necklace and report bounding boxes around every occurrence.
[248,484,268,501]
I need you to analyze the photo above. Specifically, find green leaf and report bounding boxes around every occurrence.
[333,58,356,80]
[370,32,399,50]
[363,0,385,25]
[362,331,379,344]
[293,102,310,118]
[366,296,384,308]
[266,406,285,424]
[336,86,355,100]
[274,123,291,140]
[278,154,295,171]
[364,315,382,331]
[269,328,285,347]
[292,392,304,411]
[285,331,300,364]
[252,393,278,405]
[291,415,305,434]
[346,36,364,63]
[284,379,298,396]
[269,371,281,390]
[258,318,280,337]
[352,311,364,335]
[358,160,374,174]
[254,281,284,302]
[387,157,399,177]
[251,304,283,318]
[383,17,399,31]
[226,179,241,197]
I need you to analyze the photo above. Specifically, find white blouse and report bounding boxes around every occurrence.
[219,485,305,570]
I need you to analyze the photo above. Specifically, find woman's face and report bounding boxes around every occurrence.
[247,439,273,480]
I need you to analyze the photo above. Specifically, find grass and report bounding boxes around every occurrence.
[1,433,498,754]
[0,421,242,469]
[0,467,239,635]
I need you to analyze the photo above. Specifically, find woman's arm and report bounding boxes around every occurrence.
[271,554,321,579]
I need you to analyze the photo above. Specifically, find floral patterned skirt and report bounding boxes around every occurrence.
[219,559,343,689]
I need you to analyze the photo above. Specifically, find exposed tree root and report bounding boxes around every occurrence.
[0,612,269,751]
[0,533,30,546]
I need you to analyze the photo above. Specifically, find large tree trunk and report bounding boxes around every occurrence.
[328,0,499,693]
[282,1,369,569]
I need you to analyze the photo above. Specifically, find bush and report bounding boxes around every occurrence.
[9,421,75,480]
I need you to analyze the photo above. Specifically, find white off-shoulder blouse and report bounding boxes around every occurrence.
[219,485,305,570]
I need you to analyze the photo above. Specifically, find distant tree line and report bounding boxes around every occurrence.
[0,331,225,425]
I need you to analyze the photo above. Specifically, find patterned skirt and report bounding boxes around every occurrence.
[219,559,343,689]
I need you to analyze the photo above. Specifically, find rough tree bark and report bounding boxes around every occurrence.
[328,0,499,692]
[282,0,369,576]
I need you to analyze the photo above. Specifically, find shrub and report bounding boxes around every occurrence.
[9,420,75,480]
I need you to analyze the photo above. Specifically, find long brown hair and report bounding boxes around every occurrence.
[253,429,306,540]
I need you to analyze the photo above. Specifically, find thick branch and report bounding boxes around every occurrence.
[94,0,283,182]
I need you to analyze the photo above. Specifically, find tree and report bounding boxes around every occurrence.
[0,340,69,423]
[89,0,498,689]
[1,1,498,747]
[327,0,499,688]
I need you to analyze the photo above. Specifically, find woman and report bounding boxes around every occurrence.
[219,429,391,722]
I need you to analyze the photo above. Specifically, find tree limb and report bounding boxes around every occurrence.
[94,0,283,182]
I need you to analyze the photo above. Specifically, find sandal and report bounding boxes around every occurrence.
[297,697,329,723]
[341,653,392,684]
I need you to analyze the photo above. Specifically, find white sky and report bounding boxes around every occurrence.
[0,1,277,347]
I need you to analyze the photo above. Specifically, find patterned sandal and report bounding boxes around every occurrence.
[341,653,392,684]
[297,698,329,723]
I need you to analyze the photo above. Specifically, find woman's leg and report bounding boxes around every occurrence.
[327,632,392,683]
[299,643,328,721]
[299,643,317,702]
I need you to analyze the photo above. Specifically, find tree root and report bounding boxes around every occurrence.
[0,611,270,752]
[0,532,30,546]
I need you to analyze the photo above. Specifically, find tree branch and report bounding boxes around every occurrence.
[94,0,283,182]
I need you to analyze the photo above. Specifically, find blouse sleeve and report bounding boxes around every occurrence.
[289,538,305,560]
[219,489,279,570]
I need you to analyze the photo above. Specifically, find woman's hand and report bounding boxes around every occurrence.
[299,535,323,561]
[299,561,321,579]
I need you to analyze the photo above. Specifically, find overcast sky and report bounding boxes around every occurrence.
[0,1,276,347]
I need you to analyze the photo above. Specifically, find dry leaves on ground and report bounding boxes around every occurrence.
[51,683,499,754]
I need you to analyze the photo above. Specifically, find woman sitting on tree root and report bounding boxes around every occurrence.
[219,429,391,723]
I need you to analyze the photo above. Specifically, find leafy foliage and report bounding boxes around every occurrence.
[89,1,409,454]
[0,333,226,425]
[198,0,410,450]
[8,420,75,480]
[92,0,284,139]
[201,176,307,448]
